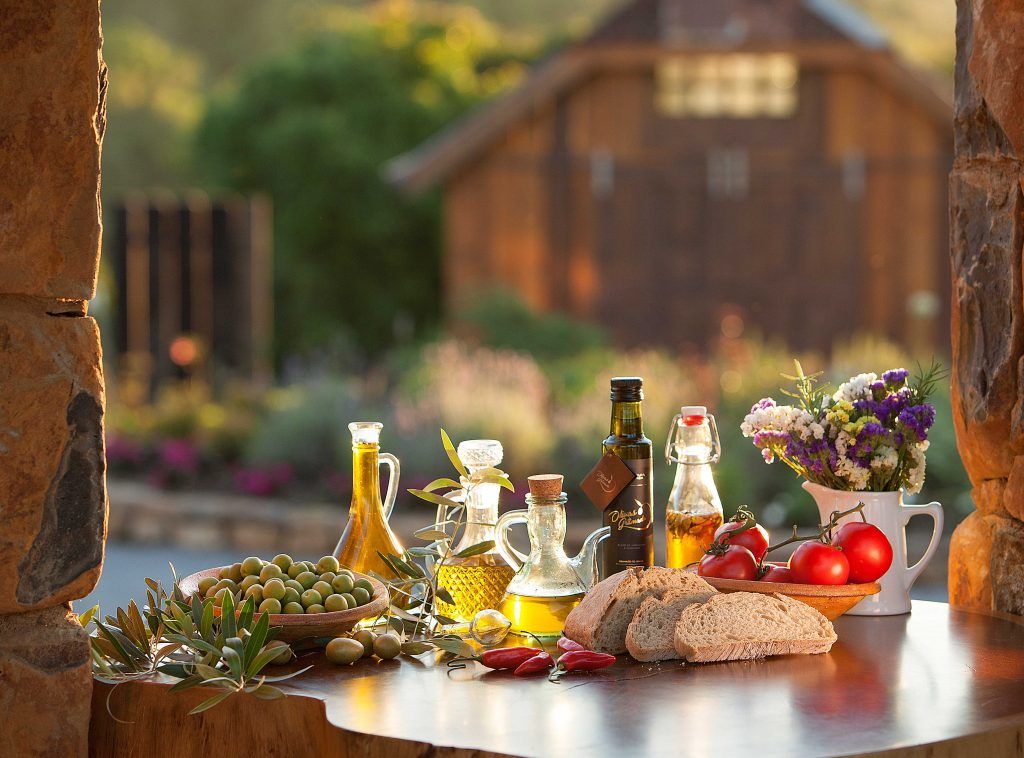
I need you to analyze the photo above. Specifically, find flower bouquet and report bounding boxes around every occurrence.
[740,362,942,494]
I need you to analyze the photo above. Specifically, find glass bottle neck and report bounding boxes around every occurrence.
[610,401,644,438]
[351,443,381,510]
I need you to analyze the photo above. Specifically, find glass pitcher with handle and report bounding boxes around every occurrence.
[333,421,403,578]
[494,474,609,637]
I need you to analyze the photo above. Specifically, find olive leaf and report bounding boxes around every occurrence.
[455,540,495,558]
[440,428,469,478]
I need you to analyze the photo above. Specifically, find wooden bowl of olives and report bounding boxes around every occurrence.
[179,554,389,642]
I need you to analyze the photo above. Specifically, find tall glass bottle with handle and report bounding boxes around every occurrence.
[664,406,723,568]
[333,421,404,578]
[602,377,654,575]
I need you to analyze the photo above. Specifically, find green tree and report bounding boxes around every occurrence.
[194,9,529,359]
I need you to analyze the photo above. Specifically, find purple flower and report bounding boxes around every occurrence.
[869,380,886,400]
[883,368,910,388]
[159,439,200,475]
[751,398,776,413]
[106,434,145,466]
[898,404,935,443]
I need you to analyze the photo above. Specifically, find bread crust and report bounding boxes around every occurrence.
[625,587,716,662]
[563,568,641,650]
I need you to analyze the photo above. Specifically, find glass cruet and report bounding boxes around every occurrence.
[333,421,404,578]
[434,439,516,622]
[664,406,723,568]
[494,474,609,637]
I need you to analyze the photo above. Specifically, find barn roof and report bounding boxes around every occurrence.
[387,0,950,193]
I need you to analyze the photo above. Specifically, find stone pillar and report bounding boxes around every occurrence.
[0,2,107,756]
[948,0,1024,613]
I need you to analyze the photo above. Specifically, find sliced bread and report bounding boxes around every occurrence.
[674,592,837,663]
[625,586,717,662]
[564,567,715,654]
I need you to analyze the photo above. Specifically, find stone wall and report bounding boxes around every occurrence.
[0,2,106,756]
[948,0,1024,613]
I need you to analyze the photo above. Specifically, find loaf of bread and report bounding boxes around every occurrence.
[625,586,716,662]
[563,567,716,654]
[674,592,837,663]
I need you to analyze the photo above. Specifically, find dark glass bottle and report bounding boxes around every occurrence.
[602,377,654,575]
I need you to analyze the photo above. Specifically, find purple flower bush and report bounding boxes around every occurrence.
[741,362,942,493]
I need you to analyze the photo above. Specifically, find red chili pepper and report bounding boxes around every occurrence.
[513,651,554,676]
[557,650,616,672]
[478,647,542,671]
[557,637,586,654]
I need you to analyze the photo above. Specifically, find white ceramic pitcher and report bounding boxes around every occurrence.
[802,482,943,616]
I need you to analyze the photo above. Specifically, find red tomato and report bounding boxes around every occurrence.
[714,520,770,562]
[833,522,893,583]
[697,544,759,581]
[760,564,793,583]
[789,542,850,585]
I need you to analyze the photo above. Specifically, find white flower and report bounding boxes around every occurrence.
[905,444,927,494]
[833,373,878,403]
[870,446,899,472]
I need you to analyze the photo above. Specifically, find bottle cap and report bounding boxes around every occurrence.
[610,377,643,401]
[457,439,503,469]
[527,474,563,498]
[680,406,707,426]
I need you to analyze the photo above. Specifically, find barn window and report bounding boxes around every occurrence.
[656,54,798,118]
[707,148,749,199]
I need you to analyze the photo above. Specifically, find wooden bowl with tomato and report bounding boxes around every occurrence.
[695,510,886,620]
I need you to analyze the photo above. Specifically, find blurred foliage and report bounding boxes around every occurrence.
[107,296,968,529]
[193,7,533,358]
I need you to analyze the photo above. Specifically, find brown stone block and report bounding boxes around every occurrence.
[0,605,91,757]
[991,517,1024,615]
[954,0,1017,157]
[0,297,106,614]
[949,511,1005,609]
[966,0,1024,157]
[974,477,1008,516]
[949,165,1024,482]
[0,0,105,299]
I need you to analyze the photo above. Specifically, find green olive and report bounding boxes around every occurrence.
[282,587,301,605]
[302,561,317,573]
[296,571,317,590]
[324,593,349,613]
[318,571,337,584]
[263,578,286,600]
[226,636,245,652]
[259,563,284,583]
[258,597,282,614]
[239,575,260,592]
[197,577,218,596]
[244,584,264,604]
[341,593,357,609]
[352,629,375,658]
[284,578,304,593]
[228,562,244,582]
[286,562,305,579]
[305,603,325,614]
[218,566,233,580]
[240,556,263,577]
[264,640,293,665]
[317,555,341,574]
[213,587,233,607]
[338,569,355,580]
[331,574,354,594]
[372,633,401,660]
[283,601,304,614]
[300,589,322,608]
[353,578,374,594]
[351,587,370,606]
[272,554,293,572]
[312,580,333,598]
[325,637,363,665]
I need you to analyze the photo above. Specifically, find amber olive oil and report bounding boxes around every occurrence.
[666,510,723,568]
[497,592,585,637]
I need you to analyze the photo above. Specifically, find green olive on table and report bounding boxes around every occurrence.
[372,633,401,660]
[352,629,375,658]
[265,640,294,665]
[325,637,364,665]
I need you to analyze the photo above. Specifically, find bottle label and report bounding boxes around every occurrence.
[603,457,654,573]
[580,452,636,511]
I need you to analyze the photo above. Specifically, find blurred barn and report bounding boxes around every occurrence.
[389,0,952,352]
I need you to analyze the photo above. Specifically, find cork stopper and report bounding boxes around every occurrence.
[527,474,563,498]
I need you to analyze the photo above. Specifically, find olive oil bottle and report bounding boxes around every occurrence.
[602,377,654,574]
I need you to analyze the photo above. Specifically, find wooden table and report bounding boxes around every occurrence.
[90,601,1024,757]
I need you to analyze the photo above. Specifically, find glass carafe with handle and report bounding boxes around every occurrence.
[495,474,609,637]
[333,421,404,578]
[434,439,516,622]
[664,406,723,568]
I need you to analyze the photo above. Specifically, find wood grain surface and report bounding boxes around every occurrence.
[90,601,1024,758]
